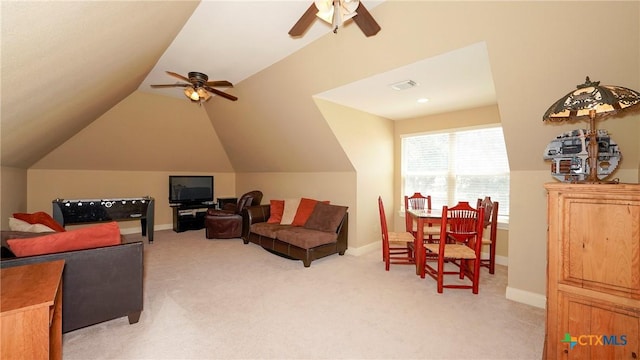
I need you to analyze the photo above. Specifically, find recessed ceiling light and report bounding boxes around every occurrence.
[390,80,418,91]
[417,98,429,103]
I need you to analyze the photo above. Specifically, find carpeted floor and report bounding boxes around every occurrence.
[62,229,545,359]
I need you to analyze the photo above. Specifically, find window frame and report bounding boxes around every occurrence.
[400,124,510,227]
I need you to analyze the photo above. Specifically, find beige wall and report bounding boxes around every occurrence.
[0,1,200,168]
[1,167,27,229]
[316,98,395,252]
[31,92,234,172]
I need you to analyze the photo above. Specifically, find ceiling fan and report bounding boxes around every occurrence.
[150,71,238,103]
[289,0,381,37]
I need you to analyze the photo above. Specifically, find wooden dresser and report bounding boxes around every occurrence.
[1,260,65,360]
[544,183,640,359]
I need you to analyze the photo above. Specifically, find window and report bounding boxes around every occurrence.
[402,126,510,223]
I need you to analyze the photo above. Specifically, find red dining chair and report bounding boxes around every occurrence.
[476,196,499,274]
[378,196,415,271]
[405,192,440,243]
[423,201,485,294]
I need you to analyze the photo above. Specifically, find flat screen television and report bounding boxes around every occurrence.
[169,175,214,205]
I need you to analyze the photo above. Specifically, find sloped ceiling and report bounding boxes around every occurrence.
[2,0,497,171]
[1,0,362,170]
[1,1,200,168]
[139,0,495,122]
[139,1,338,101]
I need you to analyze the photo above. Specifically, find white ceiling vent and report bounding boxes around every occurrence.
[390,80,418,91]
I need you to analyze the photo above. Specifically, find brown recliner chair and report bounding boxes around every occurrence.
[205,190,263,239]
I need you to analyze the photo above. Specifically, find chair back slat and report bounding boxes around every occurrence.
[422,201,485,294]
[476,196,499,274]
[405,192,431,211]
[476,196,496,228]
[378,196,415,270]
[440,201,484,250]
[378,196,390,246]
[404,193,439,242]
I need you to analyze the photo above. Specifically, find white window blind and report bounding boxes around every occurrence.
[402,126,510,221]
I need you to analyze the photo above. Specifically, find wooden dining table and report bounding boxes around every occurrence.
[407,208,442,278]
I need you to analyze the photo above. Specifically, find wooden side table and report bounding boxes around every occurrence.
[1,260,65,360]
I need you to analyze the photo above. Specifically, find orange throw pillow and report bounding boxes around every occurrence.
[7,221,121,257]
[267,200,285,224]
[13,211,66,232]
[291,198,329,226]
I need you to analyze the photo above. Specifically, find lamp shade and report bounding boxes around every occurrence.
[184,86,199,101]
[196,87,210,101]
[542,77,640,183]
[542,77,640,122]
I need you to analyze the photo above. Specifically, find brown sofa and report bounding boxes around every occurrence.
[1,231,143,333]
[242,202,348,267]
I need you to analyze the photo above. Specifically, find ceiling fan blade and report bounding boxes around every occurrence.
[204,86,238,101]
[288,3,318,37]
[150,83,189,88]
[166,71,190,82]
[353,2,381,37]
[206,80,233,88]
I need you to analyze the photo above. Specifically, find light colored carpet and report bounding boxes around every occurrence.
[62,229,545,359]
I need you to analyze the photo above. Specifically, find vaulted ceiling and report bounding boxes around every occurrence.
[1,1,351,168]
[1,0,497,169]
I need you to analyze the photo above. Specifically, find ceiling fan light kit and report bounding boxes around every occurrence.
[184,86,211,102]
[289,0,380,37]
[150,71,237,105]
[315,0,358,33]
[184,87,198,101]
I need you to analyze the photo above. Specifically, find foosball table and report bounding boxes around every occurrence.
[52,196,155,243]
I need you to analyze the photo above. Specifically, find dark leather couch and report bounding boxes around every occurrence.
[1,231,143,333]
[242,204,348,267]
[205,190,263,239]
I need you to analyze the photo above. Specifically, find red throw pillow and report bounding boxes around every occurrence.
[13,211,66,232]
[291,198,330,226]
[7,221,121,257]
[267,200,285,224]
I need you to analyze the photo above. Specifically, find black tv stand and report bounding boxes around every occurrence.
[170,202,215,233]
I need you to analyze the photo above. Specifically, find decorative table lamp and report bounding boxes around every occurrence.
[542,77,640,183]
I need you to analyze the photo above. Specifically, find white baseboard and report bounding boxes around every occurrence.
[506,286,546,309]
[486,252,508,267]
[346,241,380,256]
